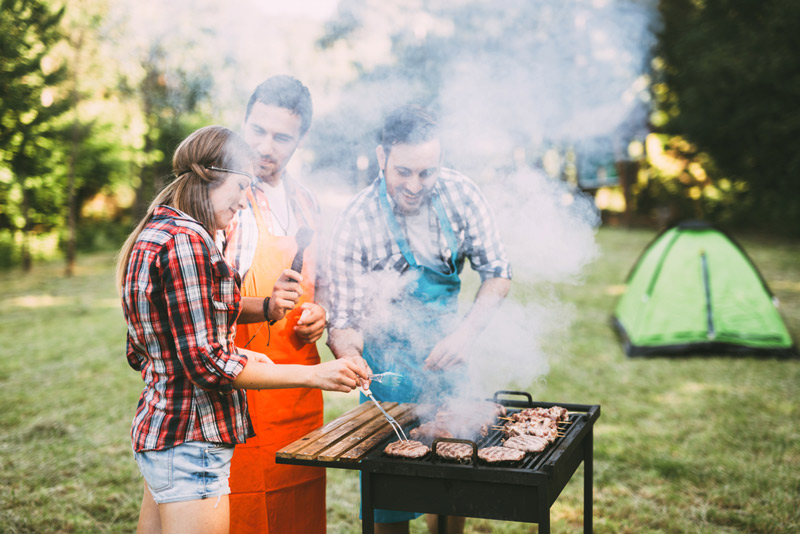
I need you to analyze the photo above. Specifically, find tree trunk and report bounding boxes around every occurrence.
[21,185,32,272]
[615,160,639,228]
[65,30,84,277]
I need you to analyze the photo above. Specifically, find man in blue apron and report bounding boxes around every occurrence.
[325,105,512,534]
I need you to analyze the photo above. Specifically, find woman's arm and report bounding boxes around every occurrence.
[233,347,369,393]
[162,233,248,391]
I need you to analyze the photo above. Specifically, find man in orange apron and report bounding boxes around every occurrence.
[222,76,330,534]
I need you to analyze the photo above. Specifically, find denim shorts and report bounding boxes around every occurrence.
[134,441,235,504]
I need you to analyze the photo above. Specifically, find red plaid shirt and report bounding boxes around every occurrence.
[122,206,254,452]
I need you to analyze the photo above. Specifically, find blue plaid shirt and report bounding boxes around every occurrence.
[323,168,512,331]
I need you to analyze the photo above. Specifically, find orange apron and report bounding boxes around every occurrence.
[229,188,325,534]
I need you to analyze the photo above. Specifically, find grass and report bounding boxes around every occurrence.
[1,226,798,533]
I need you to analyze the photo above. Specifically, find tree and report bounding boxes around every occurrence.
[655,0,800,234]
[0,0,69,270]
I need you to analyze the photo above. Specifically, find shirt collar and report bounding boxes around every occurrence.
[153,205,194,222]
[152,205,214,234]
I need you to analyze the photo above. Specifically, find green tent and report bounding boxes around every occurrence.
[613,221,797,357]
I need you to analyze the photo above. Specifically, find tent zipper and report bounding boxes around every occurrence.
[700,250,715,339]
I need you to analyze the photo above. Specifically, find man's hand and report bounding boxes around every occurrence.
[294,302,326,344]
[424,277,511,370]
[269,269,304,322]
[424,331,469,371]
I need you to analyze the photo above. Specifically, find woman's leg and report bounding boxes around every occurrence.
[137,483,161,534]
[159,495,230,534]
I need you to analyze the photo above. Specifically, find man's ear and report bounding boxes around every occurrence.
[376,145,387,169]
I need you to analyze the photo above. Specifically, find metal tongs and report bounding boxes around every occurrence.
[362,387,408,442]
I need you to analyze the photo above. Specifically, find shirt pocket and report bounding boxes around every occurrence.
[211,260,240,336]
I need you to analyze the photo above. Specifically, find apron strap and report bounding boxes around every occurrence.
[378,174,458,273]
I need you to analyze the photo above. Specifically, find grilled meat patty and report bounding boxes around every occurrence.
[434,442,474,462]
[503,434,549,453]
[477,446,525,463]
[384,440,430,459]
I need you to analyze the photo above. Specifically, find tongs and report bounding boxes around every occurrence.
[362,387,408,442]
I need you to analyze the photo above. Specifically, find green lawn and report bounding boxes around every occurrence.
[1,226,798,533]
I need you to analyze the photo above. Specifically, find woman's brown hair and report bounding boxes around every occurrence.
[115,125,253,291]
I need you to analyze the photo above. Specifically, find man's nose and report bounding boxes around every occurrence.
[405,175,424,194]
[255,135,274,156]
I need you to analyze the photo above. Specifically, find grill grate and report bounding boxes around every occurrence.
[368,408,584,471]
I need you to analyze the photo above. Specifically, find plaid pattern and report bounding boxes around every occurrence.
[222,175,319,279]
[122,206,254,452]
[324,168,512,330]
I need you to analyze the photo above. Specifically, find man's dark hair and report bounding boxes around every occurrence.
[380,104,440,153]
[245,75,313,136]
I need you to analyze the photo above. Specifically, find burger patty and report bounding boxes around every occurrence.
[384,440,430,459]
[477,446,525,463]
[434,442,474,462]
[503,434,549,453]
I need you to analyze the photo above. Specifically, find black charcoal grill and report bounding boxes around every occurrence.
[276,390,601,533]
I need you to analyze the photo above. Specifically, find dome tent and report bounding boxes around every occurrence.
[613,221,797,357]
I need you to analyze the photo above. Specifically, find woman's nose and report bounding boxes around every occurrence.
[236,192,248,210]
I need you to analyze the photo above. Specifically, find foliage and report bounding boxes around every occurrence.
[655,0,800,235]
[0,0,69,268]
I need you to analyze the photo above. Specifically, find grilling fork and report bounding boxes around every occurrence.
[367,372,403,387]
[362,388,408,442]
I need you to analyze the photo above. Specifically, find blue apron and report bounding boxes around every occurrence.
[360,176,464,523]
[362,176,463,404]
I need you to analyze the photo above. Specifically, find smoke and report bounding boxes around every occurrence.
[106,0,658,400]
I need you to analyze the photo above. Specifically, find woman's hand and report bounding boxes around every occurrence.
[309,358,371,393]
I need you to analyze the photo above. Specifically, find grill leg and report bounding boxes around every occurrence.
[362,471,374,534]
[538,485,550,534]
[584,428,593,534]
[438,514,447,534]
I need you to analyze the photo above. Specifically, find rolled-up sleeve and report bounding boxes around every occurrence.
[325,214,367,331]
[458,178,512,281]
[161,232,247,391]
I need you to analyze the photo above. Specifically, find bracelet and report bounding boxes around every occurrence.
[262,297,276,325]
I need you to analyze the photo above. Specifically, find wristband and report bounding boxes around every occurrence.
[262,297,276,325]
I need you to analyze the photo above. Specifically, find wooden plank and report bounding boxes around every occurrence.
[284,402,398,460]
[317,404,415,462]
[277,402,373,458]
[338,407,419,461]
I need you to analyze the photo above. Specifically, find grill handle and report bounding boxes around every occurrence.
[431,437,479,467]
[492,390,533,406]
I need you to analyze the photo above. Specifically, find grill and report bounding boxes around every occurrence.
[276,390,600,533]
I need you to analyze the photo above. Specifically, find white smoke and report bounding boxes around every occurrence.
[105,0,657,399]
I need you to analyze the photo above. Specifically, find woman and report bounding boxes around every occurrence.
[116,126,368,534]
